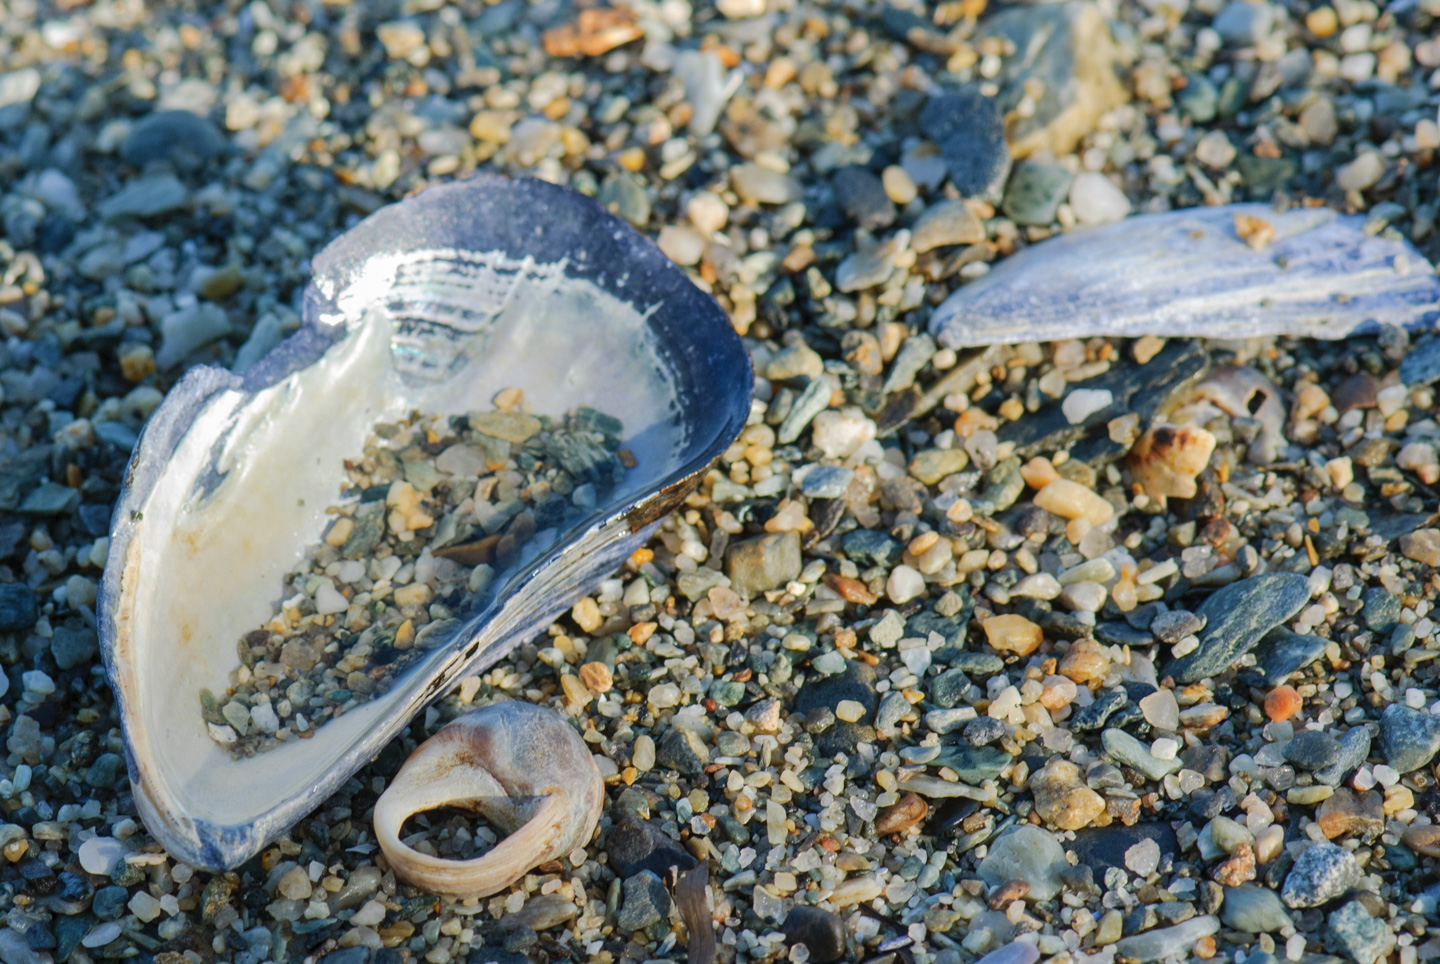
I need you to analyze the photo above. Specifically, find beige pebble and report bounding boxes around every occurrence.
[983,614,1044,657]
[1033,478,1114,526]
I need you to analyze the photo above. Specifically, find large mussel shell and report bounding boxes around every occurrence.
[97,175,751,870]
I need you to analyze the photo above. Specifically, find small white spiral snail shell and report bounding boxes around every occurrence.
[373,701,604,898]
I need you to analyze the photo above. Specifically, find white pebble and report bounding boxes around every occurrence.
[835,700,866,723]
[83,922,123,949]
[78,836,125,876]
[250,701,280,734]
[22,671,54,696]
[1068,172,1131,226]
[313,580,348,616]
[351,899,388,927]
[1151,737,1179,760]
[1061,388,1113,425]
[886,565,926,604]
[647,683,681,709]
[1373,764,1400,788]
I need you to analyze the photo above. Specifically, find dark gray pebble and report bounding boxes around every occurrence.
[0,583,37,633]
[783,906,846,963]
[918,86,1011,203]
[1282,730,1340,771]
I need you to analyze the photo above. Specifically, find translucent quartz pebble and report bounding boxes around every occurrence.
[930,204,1440,347]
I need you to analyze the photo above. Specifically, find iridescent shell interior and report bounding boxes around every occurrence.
[97,176,751,870]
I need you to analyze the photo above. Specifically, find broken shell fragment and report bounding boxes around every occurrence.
[374,701,603,899]
[929,203,1440,347]
[1178,366,1288,465]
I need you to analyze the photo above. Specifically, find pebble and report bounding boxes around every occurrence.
[77,837,125,876]
[1316,787,1384,841]
[1068,172,1131,226]
[874,792,928,835]
[727,532,802,597]
[0,584,38,633]
[1280,841,1361,908]
[97,174,189,220]
[1379,704,1440,773]
[975,942,1040,964]
[1153,610,1203,644]
[1167,573,1312,683]
[1335,152,1385,193]
[1282,730,1340,770]
[120,110,228,170]
[1213,2,1274,44]
[1253,630,1327,684]
[782,906,846,963]
[1221,885,1293,933]
[1326,901,1395,964]
[1315,727,1372,787]
[979,2,1128,156]
[731,163,803,205]
[919,87,1011,203]
[616,870,669,930]
[1031,757,1106,830]
[978,825,1069,900]
[1103,727,1182,781]
[911,199,986,252]
[832,165,896,231]
[1002,163,1074,227]
[1115,916,1219,963]
[983,614,1044,657]
[1062,389,1114,425]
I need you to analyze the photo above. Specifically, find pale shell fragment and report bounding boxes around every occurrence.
[374,701,603,899]
[930,203,1440,347]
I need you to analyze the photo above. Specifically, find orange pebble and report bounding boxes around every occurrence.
[1264,685,1301,722]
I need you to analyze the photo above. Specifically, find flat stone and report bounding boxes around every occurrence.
[1283,730,1341,771]
[930,744,1012,784]
[1069,823,1178,875]
[918,86,1011,203]
[797,464,853,499]
[1103,728,1181,781]
[1221,885,1292,933]
[120,110,229,170]
[1315,727,1371,787]
[1115,916,1219,963]
[1002,163,1074,227]
[977,1,1129,158]
[1166,572,1312,683]
[1280,841,1361,908]
[1326,900,1395,964]
[155,302,230,369]
[98,174,189,220]
[1072,688,1127,731]
[726,532,802,597]
[1360,588,1400,634]
[911,199,986,252]
[782,906,845,963]
[1252,629,1327,684]
[978,825,1069,900]
[1379,704,1440,774]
